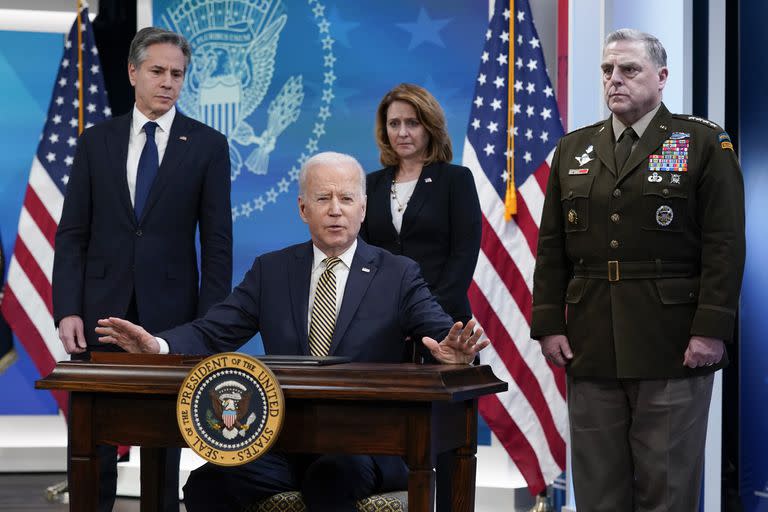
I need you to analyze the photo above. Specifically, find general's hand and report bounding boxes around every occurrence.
[683,336,724,368]
[58,315,87,354]
[95,317,160,354]
[422,319,490,364]
[538,334,573,367]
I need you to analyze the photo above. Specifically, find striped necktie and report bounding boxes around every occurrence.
[308,257,342,357]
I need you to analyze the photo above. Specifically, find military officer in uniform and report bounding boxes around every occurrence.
[531,29,745,511]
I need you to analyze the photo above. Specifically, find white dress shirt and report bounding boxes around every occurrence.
[126,105,176,206]
[307,240,356,329]
[390,179,418,234]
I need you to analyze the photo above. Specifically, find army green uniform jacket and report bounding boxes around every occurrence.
[531,103,745,379]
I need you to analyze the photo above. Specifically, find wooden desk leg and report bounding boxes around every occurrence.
[69,393,99,512]
[407,408,435,512]
[140,447,167,512]
[451,400,479,512]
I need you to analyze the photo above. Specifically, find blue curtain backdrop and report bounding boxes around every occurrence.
[739,1,768,510]
[0,0,492,446]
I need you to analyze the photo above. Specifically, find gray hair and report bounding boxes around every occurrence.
[128,27,191,70]
[605,28,667,69]
[298,152,366,198]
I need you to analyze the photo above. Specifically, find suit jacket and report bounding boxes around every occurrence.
[361,162,481,323]
[53,111,233,347]
[531,103,745,379]
[160,238,454,488]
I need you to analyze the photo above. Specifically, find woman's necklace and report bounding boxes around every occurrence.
[390,175,415,213]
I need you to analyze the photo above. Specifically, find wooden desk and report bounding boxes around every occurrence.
[37,355,506,512]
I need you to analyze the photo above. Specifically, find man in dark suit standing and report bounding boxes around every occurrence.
[531,29,744,511]
[52,27,232,512]
[96,151,488,512]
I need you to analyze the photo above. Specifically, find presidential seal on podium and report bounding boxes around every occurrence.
[177,353,284,466]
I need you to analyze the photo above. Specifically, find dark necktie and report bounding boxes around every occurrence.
[134,121,159,220]
[308,257,342,357]
[614,127,638,173]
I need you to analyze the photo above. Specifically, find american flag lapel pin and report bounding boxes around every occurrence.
[361,267,371,273]
[179,136,187,141]
[424,177,432,183]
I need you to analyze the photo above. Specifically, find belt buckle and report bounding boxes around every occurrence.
[608,260,620,282]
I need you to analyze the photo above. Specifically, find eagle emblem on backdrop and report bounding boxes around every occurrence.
[162,0,304,180]
[161,0,339,222]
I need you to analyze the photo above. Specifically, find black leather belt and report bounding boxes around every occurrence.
[573,260,698,282]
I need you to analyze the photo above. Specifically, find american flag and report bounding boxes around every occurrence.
[463,0,567,494]
[0,8,110,412]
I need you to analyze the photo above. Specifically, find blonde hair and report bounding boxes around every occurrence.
[375,83,452,167]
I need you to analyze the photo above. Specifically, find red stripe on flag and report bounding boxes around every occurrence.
[479,393,546,495]
[24,186,58,247]
[480,216,532,322]
[0,288,68,414]
[12,237,53,315]
[469,281,566,464]
[549,361,566,401]
[534,161,550,192]
[513,195,540,256]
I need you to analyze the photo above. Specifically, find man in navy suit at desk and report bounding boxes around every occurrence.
[96,151,488,512]
[52,27,232,512]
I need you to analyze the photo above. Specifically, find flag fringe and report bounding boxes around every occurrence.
[0,348,18,375]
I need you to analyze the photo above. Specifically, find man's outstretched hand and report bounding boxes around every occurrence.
[422,319,490,364]
[95,317,160,354]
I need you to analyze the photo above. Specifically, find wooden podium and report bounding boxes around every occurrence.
[37,354,507,512]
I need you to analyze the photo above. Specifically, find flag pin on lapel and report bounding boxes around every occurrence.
[424,177,432,183]
[361,267,370,273]
[179,136,187,141]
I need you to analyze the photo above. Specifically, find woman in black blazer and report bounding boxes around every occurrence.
[361,83,481,324]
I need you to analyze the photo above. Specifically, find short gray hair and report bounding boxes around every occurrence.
[604,28,667,69]
[128,27,191,70]
[298,152,366,198]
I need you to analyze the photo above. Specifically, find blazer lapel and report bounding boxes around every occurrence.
[107,113,134,223]
[618,104,673,182]
[593,119,618,177]
[137,113,191,223]
[375,167,399,240]
[400,163,437,237]
[328,239,377,354]
[288,242,314,355]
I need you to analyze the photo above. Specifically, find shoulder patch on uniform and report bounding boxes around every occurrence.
[673,114,722,131]
[719,131,734,150]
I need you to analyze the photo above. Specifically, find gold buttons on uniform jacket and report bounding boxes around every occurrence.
[610,213,620,223]
[610,240,620,249]
[568,209,578,225]
[662,188,670,196]
[613,189,622,198]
